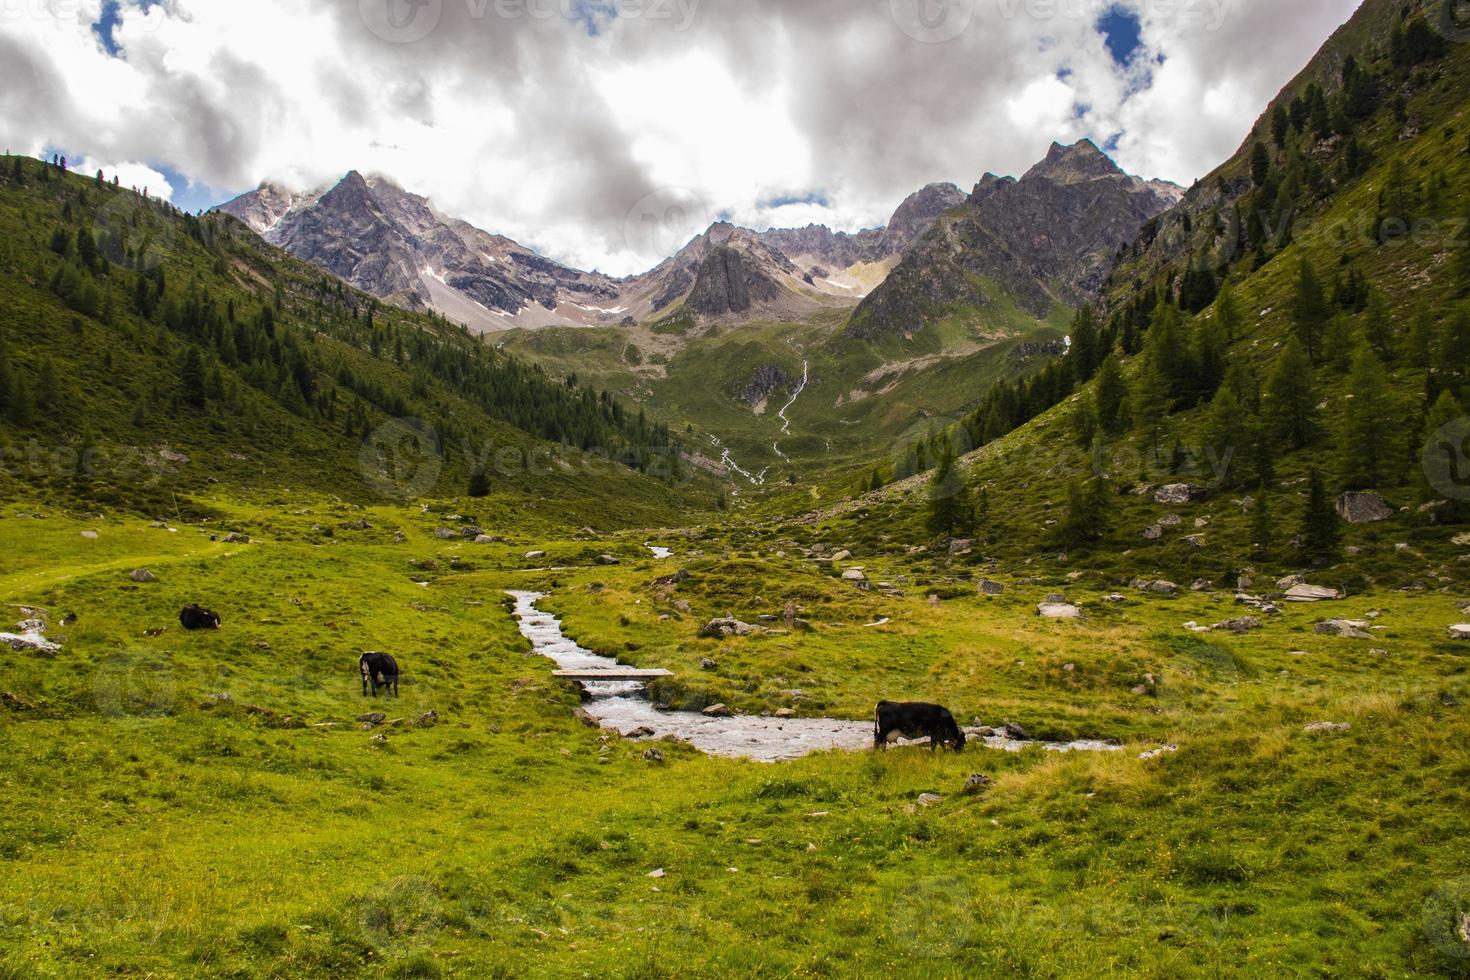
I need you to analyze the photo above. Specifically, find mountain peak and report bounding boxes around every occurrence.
[1024,139,1123,184]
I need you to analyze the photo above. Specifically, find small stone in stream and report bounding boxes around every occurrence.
[775,708,796,718]
[129,568,158,583]
[961,774,993,796]
[702,703,732,718]
[1002,723,1029,741]
[572,707,600,728]
[699,658,718,671]
[1303,722,1351,734]
[627,726,656,738]
[917,793,943,807]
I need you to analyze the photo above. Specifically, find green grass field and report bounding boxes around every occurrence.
[2,497,1468,977]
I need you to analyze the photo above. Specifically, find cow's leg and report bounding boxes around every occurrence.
[392,675,399,697]
[875,725,888,750]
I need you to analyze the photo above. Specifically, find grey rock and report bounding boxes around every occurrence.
[1212,617,1263,634]
[642,748,665,763]
[702,703,733,718]
[1335,492,1393,525]
[1284,584,1341,603]
[1142,525,1163,540]
[698,658,719,671]
[1303,722,1351,734]
[961,774,994,796]
[1449,624,1470,641]
[129,568,158,583]
[1316,620,1373,640]
[596,554,621,566]
[699,618,766,639]
[978,580,1006,596]
[1037,602,1082,620]
[1155,484,1208,505]
[358,712,387,726]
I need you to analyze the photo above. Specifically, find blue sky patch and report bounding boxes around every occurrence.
[1097,5,1143,67]
[761,192,831,210]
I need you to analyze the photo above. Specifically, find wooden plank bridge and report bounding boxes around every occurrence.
[553,669,673,681]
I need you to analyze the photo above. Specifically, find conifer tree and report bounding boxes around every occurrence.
[1251,141,1271,187]
[1301,468,1341,561]
[1405,304,1436,369]
[179,347,207,409]
[926,444,968,540]
[467,465,491,498]
[1421,390,1468,518]
[1362,290,1394,360]
[1433,310,1470,403]
[1292,258,1329,363]
[35,358,58,412]
[1340,346,1399,489]
[1324,314,1355,374]
[1057,476,1110,550]
[1203,385,1249,488]
[1264,337,1319,450]
[1271,105,1290,148]
[1095,353,1128,434]
[1215,278,1242,342]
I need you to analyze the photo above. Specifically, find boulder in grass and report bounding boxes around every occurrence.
[699,619,765,639]
[1316,620,1373,640]
[1335,492,1393,525]
[1037,602,1082,620]
[1284,584,1341,603]
[1304,722,1351,734]
[596,555,621,566]
[525,551,546,560]
[223,532,252,544]
[1154,484,1208,505]
[978,580,1006,596]
[1450,625,1470,642]
[129,568,158,583]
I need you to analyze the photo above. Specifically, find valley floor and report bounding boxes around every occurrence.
[1,497,1468,977]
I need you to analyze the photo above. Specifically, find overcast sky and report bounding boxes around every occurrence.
[2,0,1360,275]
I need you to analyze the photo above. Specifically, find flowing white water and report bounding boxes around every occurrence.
[772,360,809,462]
[508,591,1122,763]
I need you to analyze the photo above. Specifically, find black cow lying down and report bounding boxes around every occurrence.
[179,605,221,630]
[875,701,966,752]
[360,652,399,698]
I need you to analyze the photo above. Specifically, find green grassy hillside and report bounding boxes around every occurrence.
[0,159,706,529]
[790,0,1470,593]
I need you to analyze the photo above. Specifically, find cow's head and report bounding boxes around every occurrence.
[942,712,966,752]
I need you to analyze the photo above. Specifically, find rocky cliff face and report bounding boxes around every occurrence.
[218,173,622,332]
[847,141,1183,340]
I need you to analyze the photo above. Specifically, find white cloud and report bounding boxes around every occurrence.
[0,0,1362,275]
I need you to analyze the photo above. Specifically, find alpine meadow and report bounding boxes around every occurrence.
[4,0,1470,976]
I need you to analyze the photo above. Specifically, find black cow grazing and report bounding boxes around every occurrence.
[360,652,400,698]
[875,701,966,753]
[179,605,222,630]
